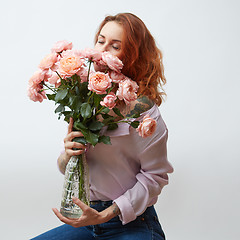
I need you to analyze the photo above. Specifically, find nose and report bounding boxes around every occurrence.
[96,42,109,53]
[101,45,109,52]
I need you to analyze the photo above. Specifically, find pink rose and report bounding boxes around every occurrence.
[136,115,157,138]
[50,62,59,72]
[88,72,112,94]
[28,69,48,102]
[102,51,123,72]
[51,40,73,53]
[82,48,102,62]
[70,49,84,58]
[39,53,58,70]
[50,54,61,72]
[76,67,91,82]
[28,69,47,87]
[108,71,126,83]
[47,71,61,87]
[116,78,139,105]
[93,61,108,72]
[58,50,85,79]
[27,84,47,103]
[100,92,117,109]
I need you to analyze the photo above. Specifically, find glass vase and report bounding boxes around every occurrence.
[60,153,90,218]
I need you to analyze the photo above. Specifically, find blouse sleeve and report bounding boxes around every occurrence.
[113,126,174,225]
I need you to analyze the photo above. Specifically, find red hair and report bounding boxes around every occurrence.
[95,13,166,106]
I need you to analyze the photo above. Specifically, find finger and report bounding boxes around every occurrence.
[72,197,89,212]
[64,131,84,143]
[66,149,85,156]
[68,118,74,134]
[65,142,86,155]
[66,141,86,150]
[52,208,75,225]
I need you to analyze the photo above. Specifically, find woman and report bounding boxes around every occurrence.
[32,13,173,240]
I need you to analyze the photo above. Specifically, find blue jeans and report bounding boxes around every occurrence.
[31,201,166,240]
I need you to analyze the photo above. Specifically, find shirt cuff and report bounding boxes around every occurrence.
[113,195,136,225]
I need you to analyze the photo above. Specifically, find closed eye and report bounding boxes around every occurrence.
[112,43,121,50]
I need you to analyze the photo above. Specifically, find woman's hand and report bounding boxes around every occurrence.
[57,118,86,174]
[64,118,86,158]
[52,197,118,227]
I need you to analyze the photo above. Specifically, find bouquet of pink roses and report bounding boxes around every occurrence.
[28,40,143,145]
[27,40,156,218]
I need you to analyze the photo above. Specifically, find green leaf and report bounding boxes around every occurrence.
[58,97,69,106]
[98,135,111,145]
[93,94,102,108]
[72,74,80,83]
[55,89,68,101]
[46,93,56,101]
[62,111,72,116]
[58,112,62,120]
[72,96,82,113]
[72,137,87,145]
[101,113,115,124]
[129,112,141,118]
[101,113,114,119]
[107,122,118,131]
[79,128,88,137]
[130,121,140,128]
[101,108,110,114]
[68,94,75,106]
[113,107,124,118]
[88,121,104,131]
[55,104,65,113]
[75,86,80,95]
[80,103,92,119]
[85,131,99,146]
[63,112,73,123]
[74,121,88,131]
[79,82,89,100]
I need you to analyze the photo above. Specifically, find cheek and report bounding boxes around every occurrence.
[109,50,122,60]
[113,51,122,59]
[116,49,124,61]
[94,44,101,51]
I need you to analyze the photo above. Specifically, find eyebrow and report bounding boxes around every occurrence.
[99,34,122,43]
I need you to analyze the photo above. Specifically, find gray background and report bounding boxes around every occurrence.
[0,0,239,239]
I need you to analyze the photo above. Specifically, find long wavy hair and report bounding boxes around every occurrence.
[95,13,166,106]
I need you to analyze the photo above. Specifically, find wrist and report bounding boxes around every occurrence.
[99,203,120,223]
[58,152,70,174]
[64,151,71,161]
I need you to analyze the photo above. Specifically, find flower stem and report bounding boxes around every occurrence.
[56,71,63,81]
[78,155,84,200]
[42,82,57,93]
[108,120,131,124]
[88,92,94,104]
[95,106,105,116]
[87,61,92,81]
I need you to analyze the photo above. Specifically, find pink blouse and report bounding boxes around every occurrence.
[86,104,174,225]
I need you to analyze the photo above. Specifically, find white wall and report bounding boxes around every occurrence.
[0,0,239,239]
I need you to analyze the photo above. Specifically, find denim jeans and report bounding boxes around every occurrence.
[31,201,166,240]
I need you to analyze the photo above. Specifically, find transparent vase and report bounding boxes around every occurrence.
[60,153,90,218]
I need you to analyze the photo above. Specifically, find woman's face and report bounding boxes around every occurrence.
[95,21,124,58]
